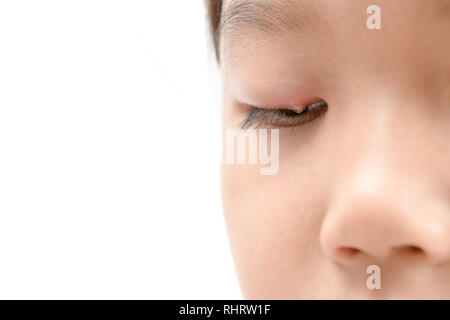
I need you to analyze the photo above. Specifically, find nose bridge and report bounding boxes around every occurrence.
[332,84,445,190]
[320,91,450,265]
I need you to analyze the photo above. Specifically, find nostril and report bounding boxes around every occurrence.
[393,245,425,256]
[337,247,361,258]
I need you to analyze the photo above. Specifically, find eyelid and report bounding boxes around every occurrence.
[257,105,307,114]
[239,101,328,130]
[259,101,324,113]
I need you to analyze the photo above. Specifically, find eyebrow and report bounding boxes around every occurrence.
[219,0,317,56]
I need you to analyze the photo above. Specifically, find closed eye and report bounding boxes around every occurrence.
[239,101,328,130]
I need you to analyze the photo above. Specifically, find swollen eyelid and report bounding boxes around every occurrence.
[239,101,328,130]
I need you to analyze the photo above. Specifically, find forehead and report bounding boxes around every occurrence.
[220,0,450,107]
[220,0,317,59]
[220,0,318,42]
[220,0,450,63]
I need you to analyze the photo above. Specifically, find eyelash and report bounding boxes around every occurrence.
[239,101,328,130]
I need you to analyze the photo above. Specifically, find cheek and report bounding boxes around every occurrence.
[220,157,328,297]
[220,102,335,296]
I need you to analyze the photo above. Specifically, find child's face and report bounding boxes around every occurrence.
[220,0,450,299]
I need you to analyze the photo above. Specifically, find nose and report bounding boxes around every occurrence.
[320,169,450,266]
[319,84,450,267]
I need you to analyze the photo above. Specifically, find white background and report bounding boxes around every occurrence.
[0,0,241,299]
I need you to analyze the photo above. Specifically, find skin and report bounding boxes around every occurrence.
[219,0,450,299]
